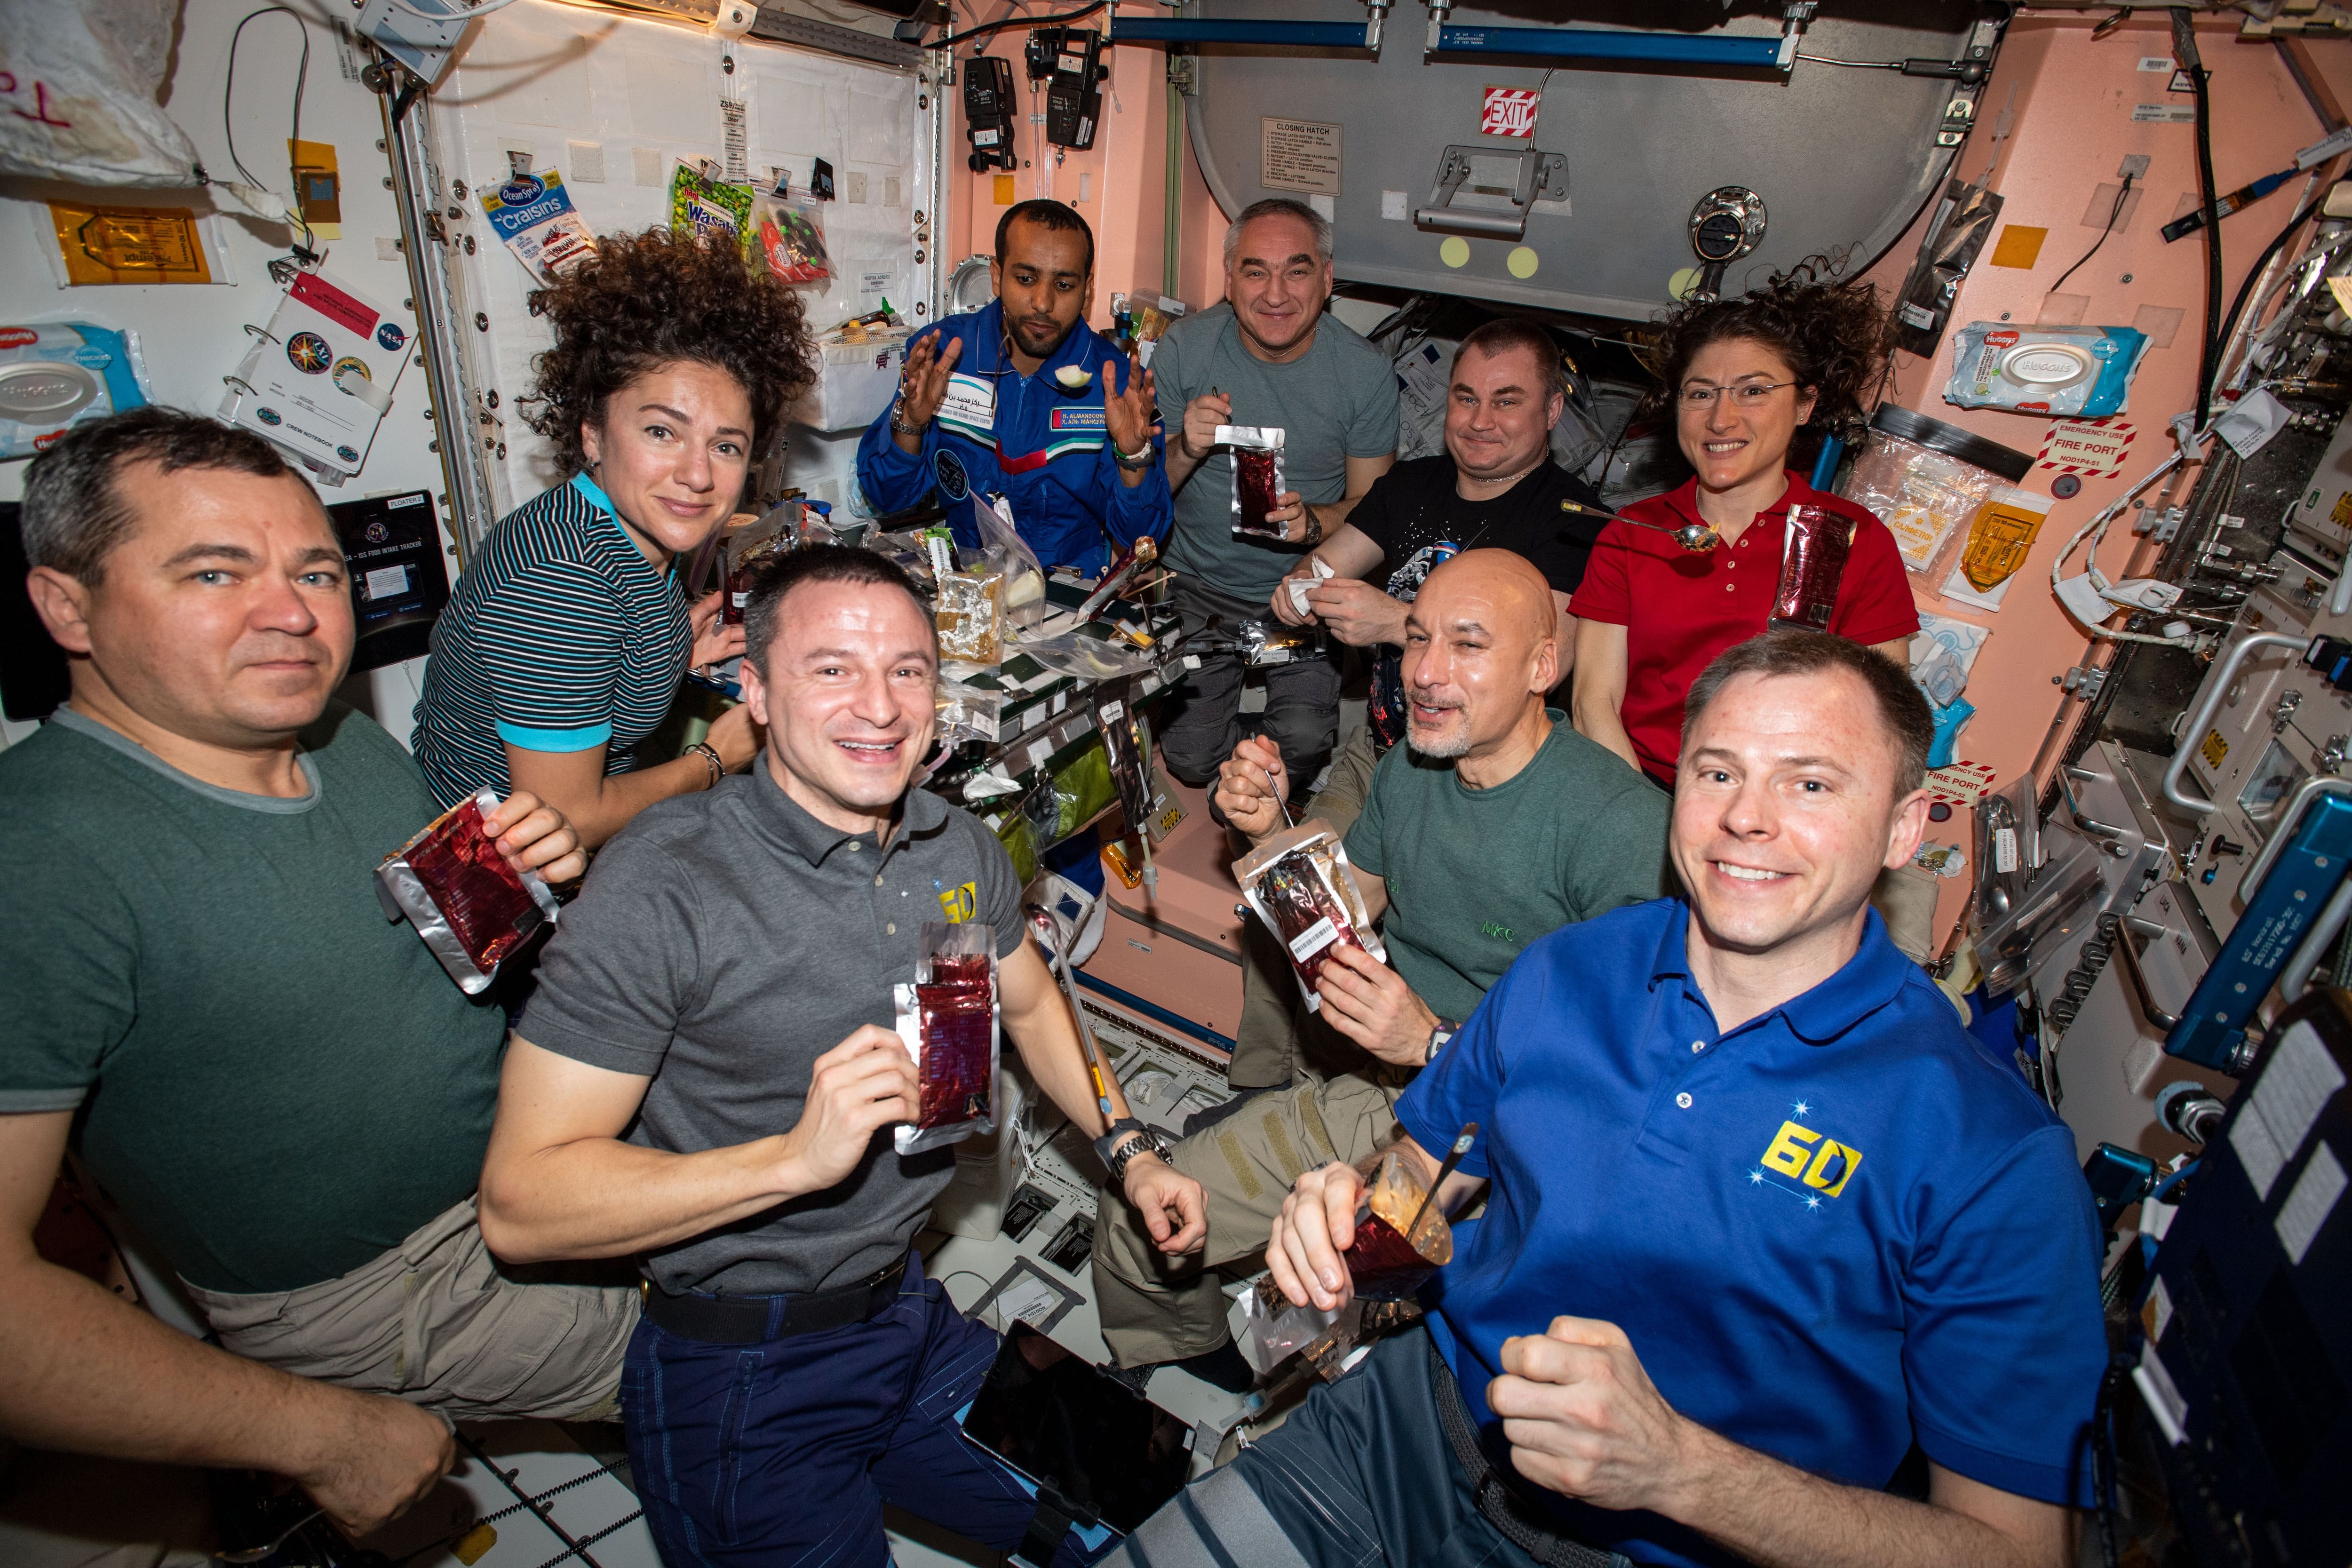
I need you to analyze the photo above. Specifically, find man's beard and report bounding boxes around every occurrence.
[1406,702,1471,758]
[1009,315,1074,359]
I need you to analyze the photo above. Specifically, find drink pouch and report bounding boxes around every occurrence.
[1091,681,1152,828]
[1768,505,1857,630]
[1341,1149,1454,1301]
[1234,820,1386,1012]
[892,922,1000,1154]
[376,789,562,995]
[1216,425,1287,537]
[720,503,801,624]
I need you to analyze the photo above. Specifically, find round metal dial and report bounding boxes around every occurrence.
[1687,187,1768,264]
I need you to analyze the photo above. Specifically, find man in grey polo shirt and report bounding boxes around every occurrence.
[477,545,1206,1567]
[1154,198,1398,786]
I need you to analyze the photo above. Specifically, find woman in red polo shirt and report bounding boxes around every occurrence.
[1573,279,1917,786]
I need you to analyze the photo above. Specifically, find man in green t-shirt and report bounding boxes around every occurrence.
[1153,198,1399,787]
[0,410,634,1553]
[1090,550,1673,1379]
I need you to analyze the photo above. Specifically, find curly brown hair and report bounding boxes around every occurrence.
[523,226,815,478]
[1633,276,1895,443]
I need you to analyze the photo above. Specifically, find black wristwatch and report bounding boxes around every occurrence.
[1424,1018,1462,1067]
[1093,1117,1171,1182]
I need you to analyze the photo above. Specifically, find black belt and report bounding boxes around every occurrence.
[642,1257,909,1345]
[1430,1339,1624,1568]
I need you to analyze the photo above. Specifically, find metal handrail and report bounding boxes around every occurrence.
[2162,633,2305,814]
[2115,917,2183,1032]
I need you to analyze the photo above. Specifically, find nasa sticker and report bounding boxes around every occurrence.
[256,407,283,426]
[933,448,970,501]
[286,332,331,374]
[335,444,361,465]
[375,321,406,352]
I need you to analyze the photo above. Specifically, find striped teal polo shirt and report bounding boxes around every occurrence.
[413,473,693,806]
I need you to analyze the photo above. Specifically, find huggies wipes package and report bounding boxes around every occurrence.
[1942,324,2149,417]
[893,921,1001,1154]
[0,323,151,461]
[375,789,562,994]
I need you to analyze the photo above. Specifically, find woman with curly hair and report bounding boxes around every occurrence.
[413,228,814,844]
[1570,277,1919,788]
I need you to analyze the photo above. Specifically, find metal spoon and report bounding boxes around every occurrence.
[215,1506,325,1564]
[1560,498,1720,553]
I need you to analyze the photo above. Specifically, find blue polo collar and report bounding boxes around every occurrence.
[570,470,617,516]
[1647,899,1915,1045]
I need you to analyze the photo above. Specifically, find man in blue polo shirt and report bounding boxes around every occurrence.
[1107,629,2106,1568]
[855,199,1168,575]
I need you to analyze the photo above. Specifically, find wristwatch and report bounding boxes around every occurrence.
[888,398,925,438]
[1112,443,1156,471]
[1093,1117,1172,1182]
[1299,505,1325,548]
[1423,1018,1462,1067]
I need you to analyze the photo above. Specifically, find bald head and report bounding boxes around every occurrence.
[1400,548,1559,761]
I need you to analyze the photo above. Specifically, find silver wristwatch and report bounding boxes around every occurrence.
[1094,1117,1171,1182]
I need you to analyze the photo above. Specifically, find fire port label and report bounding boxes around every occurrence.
[1480,86,1542,139]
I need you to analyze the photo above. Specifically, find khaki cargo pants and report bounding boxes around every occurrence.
[1091,1067,1406,1367]
[182,1195,638,1423]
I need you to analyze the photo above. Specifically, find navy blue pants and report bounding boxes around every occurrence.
[1103,1326,1633,1568]
[621,1251,1096,1568]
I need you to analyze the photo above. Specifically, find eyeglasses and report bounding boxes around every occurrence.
[1677,381,1798,409]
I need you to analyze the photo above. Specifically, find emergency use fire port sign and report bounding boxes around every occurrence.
[1480,86,1541,139]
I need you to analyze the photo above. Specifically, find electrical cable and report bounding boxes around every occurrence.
[2176,9,2225,424]
[2212,191,2329,374]
[2047,173,2133,301]
[934,0,1107,51]
[1794,51,1902,69]
[224,6,314,254]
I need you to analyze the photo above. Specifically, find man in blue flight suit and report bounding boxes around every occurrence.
[857,199,1168,575]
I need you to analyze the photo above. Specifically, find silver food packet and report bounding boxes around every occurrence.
[1217,424,1287,538]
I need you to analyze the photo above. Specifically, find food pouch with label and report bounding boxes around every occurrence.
[892,921,1000,1154]
[1768,505,1857,630]
[1234,820,1387,1012]
[375,789,562,994]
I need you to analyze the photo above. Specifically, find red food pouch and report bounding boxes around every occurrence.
[1769,504,1857,630]
[893,921,1000,1154]
[376,790,562,994]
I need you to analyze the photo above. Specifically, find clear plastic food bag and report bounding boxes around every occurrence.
[375,789,561,995]
[1217,425,1287,538]
[1234,820,1387,1012]
[750,185,832,285]
[937,556,1007,665]
[892,921,1000,1154]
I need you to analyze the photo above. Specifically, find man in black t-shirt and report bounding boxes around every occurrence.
[1220,320,1609,1090]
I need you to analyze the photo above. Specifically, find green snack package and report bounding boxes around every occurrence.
[669,163,753,253]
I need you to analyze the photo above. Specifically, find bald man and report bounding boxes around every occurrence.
[1091,551,1676,1382]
